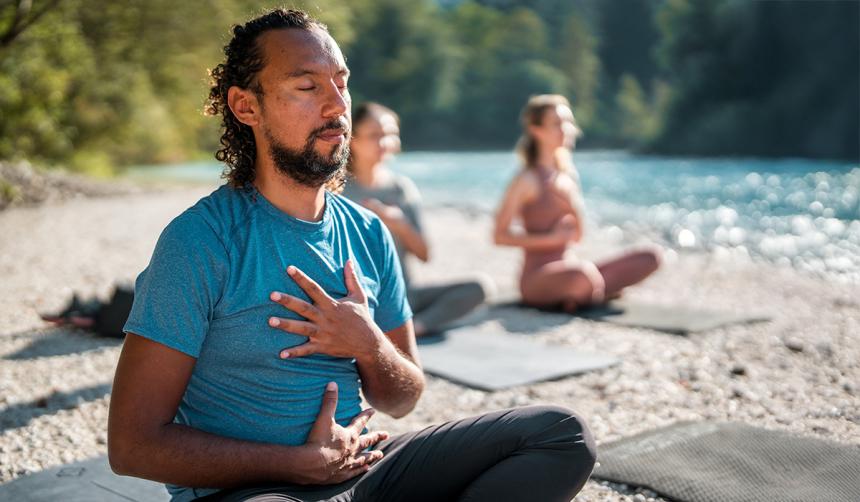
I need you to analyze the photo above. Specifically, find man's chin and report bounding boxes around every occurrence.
[315,141,347,160]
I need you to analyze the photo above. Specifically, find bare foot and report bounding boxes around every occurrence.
[606,290,623,301]
[562,298,580,313]
[41,314,96,329]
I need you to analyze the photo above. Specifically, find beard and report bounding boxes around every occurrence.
[265,120,350,188]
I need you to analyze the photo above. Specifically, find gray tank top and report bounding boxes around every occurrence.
[341,171,424,286]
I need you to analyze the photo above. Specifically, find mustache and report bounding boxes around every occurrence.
[310,119,350,139]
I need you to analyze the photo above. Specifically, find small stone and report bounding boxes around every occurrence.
[784,338,804,352]
[730,364,746,376]
[731,386,759,402]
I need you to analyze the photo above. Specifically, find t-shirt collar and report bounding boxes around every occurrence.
[246,185,333,235]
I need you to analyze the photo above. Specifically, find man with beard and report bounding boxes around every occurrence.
[107,9,595,502]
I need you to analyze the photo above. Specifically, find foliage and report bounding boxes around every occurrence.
[651,0,859,159]
[0,0,857,174]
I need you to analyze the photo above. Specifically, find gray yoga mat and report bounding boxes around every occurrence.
[593,421,860,502]
[418,327,618,391]
[0,455,168,502]
[576,300,770,334]
[496,299,770,334]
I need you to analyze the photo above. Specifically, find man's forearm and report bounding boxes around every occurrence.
[110,423,319,488]
[356,334,424,418]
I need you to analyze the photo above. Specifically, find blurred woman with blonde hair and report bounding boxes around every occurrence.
[494,94,660,311]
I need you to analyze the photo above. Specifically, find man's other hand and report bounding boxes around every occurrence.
[268,259,383,359]
[301,382,388,484]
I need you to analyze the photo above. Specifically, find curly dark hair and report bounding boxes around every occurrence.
[206,9,328,187]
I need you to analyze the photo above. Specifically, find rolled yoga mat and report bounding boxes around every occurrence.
[592,421,860,502]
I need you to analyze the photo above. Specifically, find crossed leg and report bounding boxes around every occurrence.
[211,406,596,502]
[521,248,661,312]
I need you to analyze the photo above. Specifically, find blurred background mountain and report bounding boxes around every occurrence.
[1,0,858,175]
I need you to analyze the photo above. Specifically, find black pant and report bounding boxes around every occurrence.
[408,279,488,334]
[206,405,596,502]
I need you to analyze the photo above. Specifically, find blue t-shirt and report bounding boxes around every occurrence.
[123,184,412,501]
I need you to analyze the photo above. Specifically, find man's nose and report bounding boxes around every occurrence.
[322,81,349,119]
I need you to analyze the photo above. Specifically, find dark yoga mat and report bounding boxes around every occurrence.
[577,300,770,334]
[418,327,618,391]
[0,455,168,502]
[495,299,770,334]
[593,421,860,502]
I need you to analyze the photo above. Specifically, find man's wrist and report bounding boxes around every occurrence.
[275,443,327,485]
[355,325,391,365]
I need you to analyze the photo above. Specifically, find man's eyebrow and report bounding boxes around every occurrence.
[287,69,315,78]
[287,68,351,78]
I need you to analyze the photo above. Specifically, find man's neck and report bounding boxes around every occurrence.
[254,164,327,222]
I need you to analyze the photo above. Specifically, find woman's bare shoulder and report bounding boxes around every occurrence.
[510,168,540,191]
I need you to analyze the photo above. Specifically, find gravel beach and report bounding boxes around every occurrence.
[1,184,858,501]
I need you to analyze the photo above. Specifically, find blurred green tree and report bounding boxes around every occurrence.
[1,0,856,172]
[652,0,859,160]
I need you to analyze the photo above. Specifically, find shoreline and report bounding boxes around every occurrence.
[1,186,858,500]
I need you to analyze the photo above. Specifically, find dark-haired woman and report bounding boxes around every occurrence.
[342,102,492,336]
[494,95,660,312]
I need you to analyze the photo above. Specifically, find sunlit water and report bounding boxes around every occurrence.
[128,151,860,283]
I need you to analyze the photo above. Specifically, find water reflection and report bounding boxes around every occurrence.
[392,151,859,283]
[127,151,860,282]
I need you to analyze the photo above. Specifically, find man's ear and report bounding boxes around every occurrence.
[227,86,261,127]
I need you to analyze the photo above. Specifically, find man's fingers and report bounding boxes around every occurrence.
[270,292,320,321]
[287,266,334,307]
[269,317,320,338]
[331,451,384,483]
[358,430,389,450]
[343,260,366,302]
[336,463,373,482]
[314,382,339,423]
[347,408,375,433]
[279,341,320,359]
[350,450,384,469]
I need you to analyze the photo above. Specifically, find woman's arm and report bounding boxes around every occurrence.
[364,198,429,262]
[493,172,574,251]
[556,171,586,243]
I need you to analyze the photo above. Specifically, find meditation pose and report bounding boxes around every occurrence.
[107,10,595,502]
[342,102,492,337]
[494,94,660,312]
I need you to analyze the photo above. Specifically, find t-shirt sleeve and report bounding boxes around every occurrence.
[371,218,413,332]
[123,211,228,357]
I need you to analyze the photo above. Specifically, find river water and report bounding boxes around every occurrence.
[127,150,860,283]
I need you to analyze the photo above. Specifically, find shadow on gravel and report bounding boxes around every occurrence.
[0,382,112,433]
[3,327,121,360]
